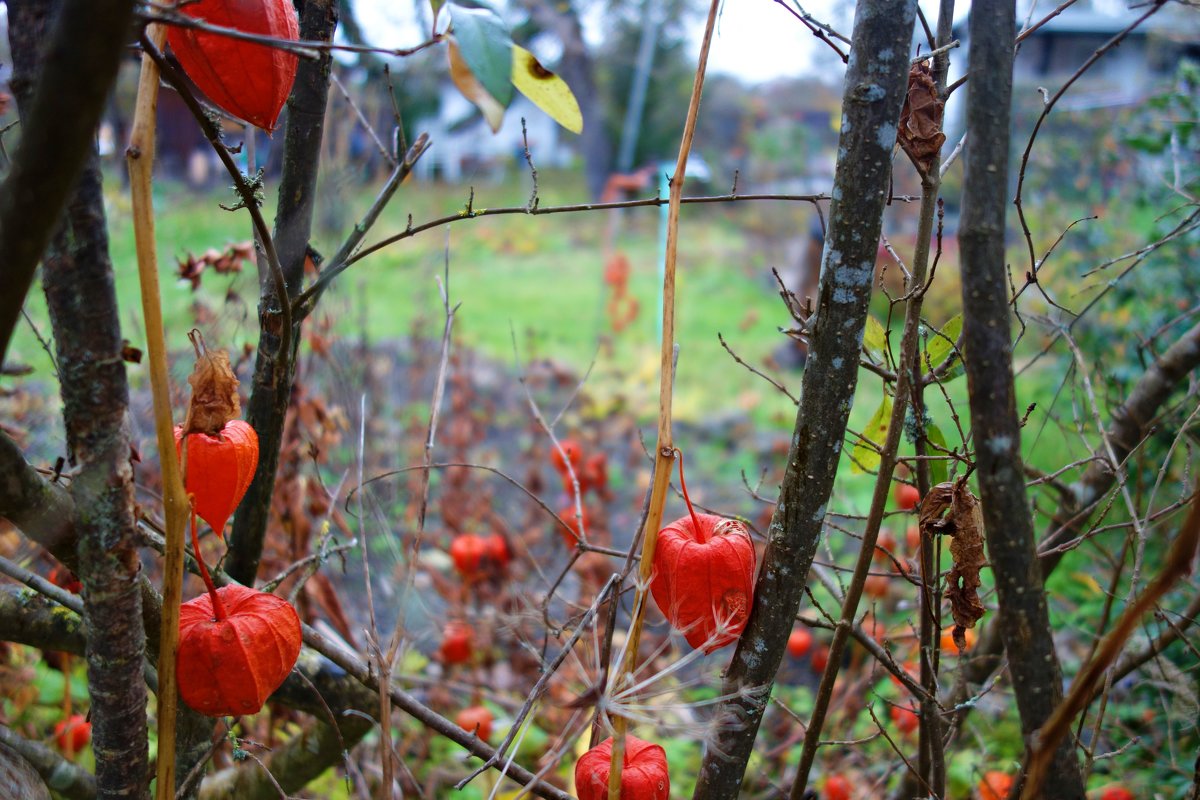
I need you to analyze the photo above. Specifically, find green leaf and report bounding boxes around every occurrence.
[926,422,949,486]
[430,0,445,16]
[924,313,962,375]
[448,40,505,132]
[449,3,513,109]
[863,314,888,363]
[851,394,892,475]
[512,45,583,134]
[1124,132,1169,155]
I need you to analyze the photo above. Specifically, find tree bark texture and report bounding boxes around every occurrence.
[197,716,373,800]
[0,432,75,560]
[227,0,338,585]
[691,3,917,796]
[0,0,136,366]
[0,723,95,800]
[8,5,149,798]
[958,2,1086,797]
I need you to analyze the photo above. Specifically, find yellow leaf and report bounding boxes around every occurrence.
[1071,571,1103,596]
[851,393,892,475]
[512,45,583,134]
[449,39,505,133]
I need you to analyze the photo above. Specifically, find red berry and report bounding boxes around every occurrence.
[1100,788,1133,800]
[894,483,921,511]
[824,774,852,800]
[54,714,91,754]
[787,628,813,658]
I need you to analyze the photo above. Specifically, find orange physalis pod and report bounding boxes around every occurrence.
[574,736,669,800]
[166,0,300,132]
[650,450,755,652]
[176,584,301,717]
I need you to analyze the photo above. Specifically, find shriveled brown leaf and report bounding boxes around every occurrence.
[920,478,986,649]
[898,61,946,172]
[182,331,241,435]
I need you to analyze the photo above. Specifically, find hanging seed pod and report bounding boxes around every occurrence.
[174,333,259,538]
[455,705,494,743]
[174,420,258,538]
[483,533,510,568]
[439,621,474,665]
[177,584,301,717]
[574,736,670,800]
[166,0,300,132]
[650,511,755,651]
[649,450,754,652]
[449,533,488,578]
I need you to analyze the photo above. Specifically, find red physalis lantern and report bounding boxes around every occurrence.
[177,584,301,717]
[550,438,583,476]
[977,771,1013,800]
[48,563,82,595]
[824,774,853,800]
[449,533,487,578]
[558,504,590,546]
[890,704,919,735]
[650,450,755,652]
[787,627,812,658]
[174,334,259,538]
[455,705,494,742]
[439,621,474,665]
[174,419,258,538]
[484,534,510,568]
[166,0,300,132]
[650,511,755,653]
[575,736,669,800]
[53,714,91,755]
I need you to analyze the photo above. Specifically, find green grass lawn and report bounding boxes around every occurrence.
[7,163,1094,510]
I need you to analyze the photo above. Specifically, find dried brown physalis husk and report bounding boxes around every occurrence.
[182,330,240,436]
[920,478,986,650]
[898,60,946,173]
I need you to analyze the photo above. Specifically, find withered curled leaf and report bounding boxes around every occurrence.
[182,330,241,436]
[898,60,946,173]
[920,478,986,650]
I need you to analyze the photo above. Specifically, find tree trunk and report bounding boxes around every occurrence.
[227,0,339,585]
[958,2,1086,797]
[691,2,917,796]
[0,0,136,366]
[8,4,148,799]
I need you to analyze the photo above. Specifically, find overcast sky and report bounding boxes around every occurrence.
[353,0,878,85]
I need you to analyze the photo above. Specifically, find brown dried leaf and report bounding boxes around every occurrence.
[920,478,986,649]
[898,61,946,172]
[182,331,241,435]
